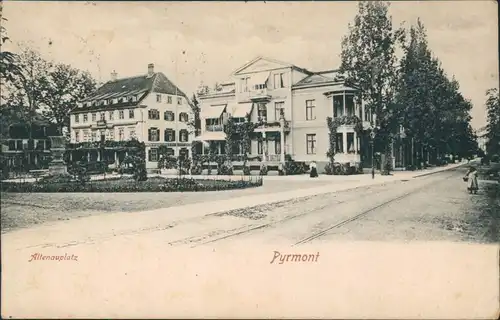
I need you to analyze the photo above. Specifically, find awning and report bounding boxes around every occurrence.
[249,72,270,87]
[201,105,226,119]
[193,132,226,141]
[232,103,253,118]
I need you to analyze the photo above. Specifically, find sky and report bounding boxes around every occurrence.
[3,1,498,129]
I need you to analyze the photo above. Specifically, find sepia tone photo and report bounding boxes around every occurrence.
[1,1,499,318]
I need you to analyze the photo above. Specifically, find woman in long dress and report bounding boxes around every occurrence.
[309,161,318,178]
[464,167,479,194]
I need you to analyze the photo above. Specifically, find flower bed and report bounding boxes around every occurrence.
[1,176,263,193]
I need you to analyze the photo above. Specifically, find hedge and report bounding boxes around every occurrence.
[1,176,263,193]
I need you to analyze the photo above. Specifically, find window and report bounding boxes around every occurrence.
[164,111,174,121]
[129,109,135,119]
[148,148,159,162]
[92,113,97,121]
[167,96,172,104]
[257,140,263,155]
[166,148,175,156]
[148,128,160,141]
[364,108,371,122]
[83,114,88,123]
[306,134,316,155]
[129,128,136,139]
[254,83,266,90]
[74,114,80,123]
[275,102,284,120]
[118,128,125,141]
[179,129,189,142]
[335,133,343,153]
[179,112,189,122]
[156,94,162,103]
[275,140,281,155]
[109,129,115,141]
[109,111,114,120]
[75,131,80,142]
[232,143,241,155]
[119,110,124,119]
[333,96,344,118]
[100,112,105,121]
[83,130,89,142]
[274,73,286,88]
[164,129,175,142]
[257,103,267,121]
[177,97,182,105]
[240,77,249,92]
[306,100,316,120]
[148,109,160,120]
[273,74,280,89]
[347,133,355,154]
[179,148,189,159]
[346,95,355,117]
[92,131,97,142]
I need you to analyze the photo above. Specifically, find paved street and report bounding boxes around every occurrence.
[207,167,499,247]
[144,167,498,248]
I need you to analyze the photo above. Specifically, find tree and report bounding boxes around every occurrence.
[0,6,22,85]
[395,19,478,165]
[485,88,500,156]
[39,63,96,133]
[187,93,201,137]
[340,1,404,173]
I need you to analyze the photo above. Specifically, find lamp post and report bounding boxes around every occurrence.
[370,129,376,179]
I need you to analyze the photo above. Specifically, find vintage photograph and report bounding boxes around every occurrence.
[1,1,499,318]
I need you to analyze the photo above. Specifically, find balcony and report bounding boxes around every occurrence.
[238,88,272,102]
[249,88,271,101]
[206,124,224,132]
[254,118,291,133]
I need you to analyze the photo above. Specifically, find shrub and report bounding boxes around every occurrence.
[242,165,251,176]
[259,164,268,176]
[218,163,233,175]
[39,173,75,184]
[191,162,203,175]
[324,162,333,175]
[284,161,307,175]
[0,176,263,193]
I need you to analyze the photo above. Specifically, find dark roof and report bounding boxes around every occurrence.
[294,70,342,87]
[79,72,188,105]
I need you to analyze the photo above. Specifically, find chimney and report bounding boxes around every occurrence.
[110,70,117,81]
[147,63,154,77]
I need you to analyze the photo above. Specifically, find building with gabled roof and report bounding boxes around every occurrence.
[69,63,192,171]
[196,56,374,173]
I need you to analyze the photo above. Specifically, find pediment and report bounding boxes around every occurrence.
[233,57,291,76]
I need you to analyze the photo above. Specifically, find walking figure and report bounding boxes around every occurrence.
[309,161,318,178]
[463,166,478,194]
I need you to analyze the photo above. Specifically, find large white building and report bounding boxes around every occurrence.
[69,63,192,170]
[476,125,488,154]
[195,56,373,172]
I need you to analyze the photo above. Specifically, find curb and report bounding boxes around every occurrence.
[412,163,465,178]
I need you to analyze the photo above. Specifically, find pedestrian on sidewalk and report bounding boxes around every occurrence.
[463,166,479,194]
[309,161,318,178]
